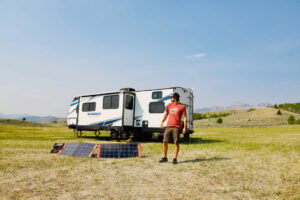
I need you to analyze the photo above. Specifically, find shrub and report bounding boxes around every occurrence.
[193,113,207,120]
[278,103,300,114]
[210,113,218,118]
[216,118,223,124]
[193,112,231,120]
[277,110,282,115]
[288,115,295,124]
[247,108,256,112]
[274,104,278,109]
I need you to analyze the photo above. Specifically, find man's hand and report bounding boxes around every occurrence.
[160,122,164,128]
[183,127,187,134]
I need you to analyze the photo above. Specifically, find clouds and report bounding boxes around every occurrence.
[185,53,206,59]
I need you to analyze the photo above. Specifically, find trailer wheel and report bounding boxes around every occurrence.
[110,130,118,140]
[120,131,129,140]
[75,130,82,138]
[94,130,100,137]
[73,129,77,136]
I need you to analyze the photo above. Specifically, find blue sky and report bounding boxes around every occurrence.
[0,0,300,117]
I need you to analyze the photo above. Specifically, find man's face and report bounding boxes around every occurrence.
[171,97,175,102]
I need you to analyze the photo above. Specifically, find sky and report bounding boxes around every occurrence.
[0,0,300,117]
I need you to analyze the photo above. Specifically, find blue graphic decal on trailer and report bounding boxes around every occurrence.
[158,95,172,102]
[70,101,79,106]
[95,118,121,126]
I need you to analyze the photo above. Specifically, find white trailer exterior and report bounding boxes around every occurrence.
[67,87,194,140]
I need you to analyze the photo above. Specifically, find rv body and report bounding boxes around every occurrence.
[67,87,194,139]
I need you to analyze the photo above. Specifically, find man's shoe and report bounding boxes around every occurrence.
[172,158,178,164]
[159,157,168,163]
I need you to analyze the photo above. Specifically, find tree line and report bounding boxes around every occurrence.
[193,112,231,120]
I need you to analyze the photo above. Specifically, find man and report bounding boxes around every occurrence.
[159,92,187,164]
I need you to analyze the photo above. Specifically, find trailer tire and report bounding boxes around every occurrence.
[75,130,82,138]
[73,129,77,136]
[120,131,129,140]
[110,130,118,140]
[94,130,100,137]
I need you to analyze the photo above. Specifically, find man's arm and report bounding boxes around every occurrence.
[160,112,168,128]
[183,114,187,134]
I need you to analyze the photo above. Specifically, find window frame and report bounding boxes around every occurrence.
[149,102,165,113]
[152,91,162,99]
[125,95,134,110]
[103,95,120,109]
[82,102,96,112]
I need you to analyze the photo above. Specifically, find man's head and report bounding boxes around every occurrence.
[171,93,180,102]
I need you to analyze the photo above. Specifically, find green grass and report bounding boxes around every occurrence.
[0,123,299,199]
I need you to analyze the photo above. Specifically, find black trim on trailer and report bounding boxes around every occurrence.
[68,125,193,135]
[135,87,181,93]
[76,97,80,130]
[74,125,123,132]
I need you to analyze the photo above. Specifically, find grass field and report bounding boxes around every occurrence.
[0,123,300,199]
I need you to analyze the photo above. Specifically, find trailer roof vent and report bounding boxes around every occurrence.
[120,88,135,92]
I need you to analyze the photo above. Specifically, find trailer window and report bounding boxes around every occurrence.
[82,102,96,112]
[103,95,119,109]
[125,95,133,110]
[149,102,165,113]
[152,91,162,99]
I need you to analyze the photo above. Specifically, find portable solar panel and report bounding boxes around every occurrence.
[58,142,96,158]
[99,143,141,158]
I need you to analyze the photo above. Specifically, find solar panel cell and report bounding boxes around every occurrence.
[99,143,139,158]
[59,142,96,157]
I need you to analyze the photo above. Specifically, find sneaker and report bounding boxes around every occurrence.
[172,158,178,164]
[159,157,168,163]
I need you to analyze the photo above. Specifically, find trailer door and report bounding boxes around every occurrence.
[123,94,135,126]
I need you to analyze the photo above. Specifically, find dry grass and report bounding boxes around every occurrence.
[194,107,300,128]
[0,124,300,199]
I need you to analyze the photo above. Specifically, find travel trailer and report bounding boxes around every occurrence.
[67,87,194,140]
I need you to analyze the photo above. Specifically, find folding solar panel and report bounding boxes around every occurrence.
[119,143,139,158]
[99,144,119,158]
[58,142,96,158]
[98,143,141,158]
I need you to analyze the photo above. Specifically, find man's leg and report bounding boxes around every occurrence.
[162,128,171,158]
[163,142,168,157]
[173,128,180,163]
[159,128,171,162]
[174,143,179,159]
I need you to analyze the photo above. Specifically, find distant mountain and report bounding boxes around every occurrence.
[195,102,272,113]
[0,113,32,119]
[0,113,65,123]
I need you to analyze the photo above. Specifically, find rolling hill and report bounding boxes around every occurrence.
[193,107,300,128]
